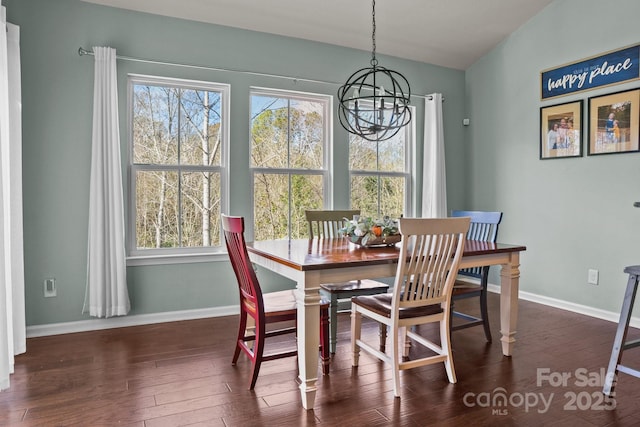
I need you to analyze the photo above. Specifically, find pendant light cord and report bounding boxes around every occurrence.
[371,0,378,67]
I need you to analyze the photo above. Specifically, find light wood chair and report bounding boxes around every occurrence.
[351,217,470,397]
[450,210,503,342]
[306,209,358,238]
[305,209,390,354]
[222,214,330,389]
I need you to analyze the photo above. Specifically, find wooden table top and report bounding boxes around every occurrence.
[247,237,526,272]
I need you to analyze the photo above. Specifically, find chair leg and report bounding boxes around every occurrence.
[329,293,339,354]
[440,316,457,384]
[351,308,362,367]
[603,269,640,396]
[248,324,266,390]
[449,299,454,334]
[232,311,248,365]
[379,324,387,352]
[320,306,330,375]
[480,288,492,342]
[391,323,401,397]
[400,327,409,357]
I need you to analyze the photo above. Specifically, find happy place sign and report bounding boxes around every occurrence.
[541,44,640,100]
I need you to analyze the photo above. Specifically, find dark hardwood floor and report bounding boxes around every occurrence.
[2,293,640,426]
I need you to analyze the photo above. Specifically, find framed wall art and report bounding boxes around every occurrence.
[587,88,640,156]
[540,100,583,159]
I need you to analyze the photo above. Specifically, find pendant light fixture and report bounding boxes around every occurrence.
[337,0,412,142]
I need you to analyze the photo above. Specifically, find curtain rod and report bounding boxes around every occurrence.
[78,47,442,101]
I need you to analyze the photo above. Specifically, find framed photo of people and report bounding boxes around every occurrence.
[539,100,583,159]
[587,88,640,156]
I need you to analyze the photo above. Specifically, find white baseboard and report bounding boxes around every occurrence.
[487,284,640,328]
[26,305,240,338]
[27,285,639,338]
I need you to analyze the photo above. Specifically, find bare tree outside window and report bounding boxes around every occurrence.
[130,77,228,253]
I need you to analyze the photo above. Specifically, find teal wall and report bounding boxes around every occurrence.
[11,0,640,327]
[466,0,640,312]
[7,0,466,326]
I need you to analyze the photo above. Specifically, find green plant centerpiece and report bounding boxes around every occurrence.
[341,215,401,247]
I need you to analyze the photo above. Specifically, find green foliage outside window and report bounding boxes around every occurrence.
[251,93,327,240]
[348,106,408,219]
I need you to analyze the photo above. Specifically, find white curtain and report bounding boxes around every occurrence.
[83,47,130,318]
[0,5,26,391]
[422,93,448,218]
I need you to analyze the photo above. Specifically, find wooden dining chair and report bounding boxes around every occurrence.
[450,210,503,342]
[305,209,390,354]
[222,214,330,390]
[351,217,470,397]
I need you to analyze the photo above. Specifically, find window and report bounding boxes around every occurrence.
[348,105,414,218]
[128,75,229,256]
[250,88,331,240]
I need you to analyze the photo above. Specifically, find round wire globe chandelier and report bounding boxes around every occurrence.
[337,0,412,142]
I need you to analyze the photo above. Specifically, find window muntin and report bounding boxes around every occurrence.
[129,75,228,255]
[250,89,331,240]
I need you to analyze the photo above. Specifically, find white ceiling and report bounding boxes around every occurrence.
[81,0,553,70]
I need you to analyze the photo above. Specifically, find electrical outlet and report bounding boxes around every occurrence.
[44,278,57,297]
[588,269,599,285]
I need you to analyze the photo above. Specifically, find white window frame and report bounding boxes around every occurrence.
[249,87,333,239]
[126,74,230,265]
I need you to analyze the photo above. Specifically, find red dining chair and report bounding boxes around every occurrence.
[222,214,330,390]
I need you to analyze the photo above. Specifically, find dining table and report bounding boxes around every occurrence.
[247,236,526,410]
